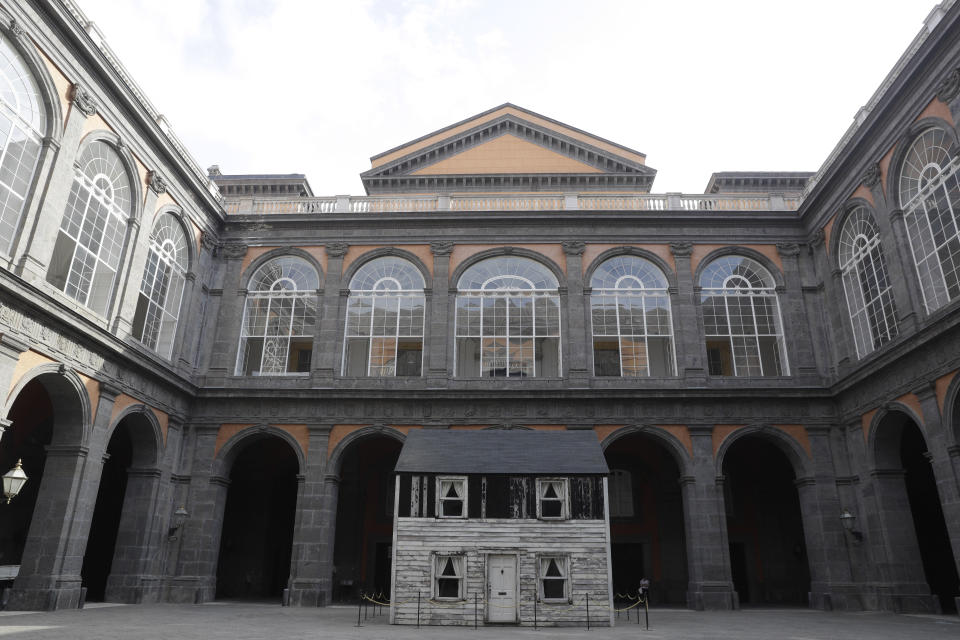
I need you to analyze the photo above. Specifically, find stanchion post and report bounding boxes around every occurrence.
[534,593,537,630]
[417,591,421,629]
[356,592,362,627]
[640,578,650,630]
[586,592,590,630]
[474,592,478,630]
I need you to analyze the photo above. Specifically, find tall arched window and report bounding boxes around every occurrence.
[700,255,788,377]
[47,140,132,315]
[342,256,425,377]
[132,213,189,358]
[236,256,318,375]
[899,127,960,313]
[0,34,45,255]
[455,256,560,377]
[590,255,675,376]
[838,206,898,358]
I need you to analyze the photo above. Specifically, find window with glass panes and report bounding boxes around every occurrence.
[700,256,788,376]
[838,206,898,358]
[236,256,318,375]
[434,554,464,599]
[590,255,675,376]
[536,478,568,519]
[538,556,569,601]
[436,476,467,518]
[898,127,960,313]
[342,256,425,376]
[132,214,188,358]
[0,34,45,255]
[46,140,132,315]
[455,256,561,377]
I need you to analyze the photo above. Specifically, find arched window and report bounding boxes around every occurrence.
[590,255,675,376]
[47,140,132,315]
[899,127,960,313]
[342,256,425,377]
[236,256,318,375]
[0,34,45,255]
[455,256,560,377]
[838,207,898,357]
[132,213,189,358]
[700,255,788,376]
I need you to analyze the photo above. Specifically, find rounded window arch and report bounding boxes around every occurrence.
[699,254,788,377]
[455,255,560,377]
[342,256,426,377]
[0,32,47,255]
[898,126,960,313]
[131,212,190,358]
[589,254,675,376]
[236,255,319,375]
[46,139,134,315]
[838,206,898,358]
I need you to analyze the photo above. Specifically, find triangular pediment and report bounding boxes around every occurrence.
[361,104,656,195]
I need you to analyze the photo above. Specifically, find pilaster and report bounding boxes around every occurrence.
[313,243,347,381]
[562,241,589,384]
[670,243,706,385]
[427,241,452,386]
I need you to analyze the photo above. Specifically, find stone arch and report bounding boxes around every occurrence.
[868,403,928,470]
[715,424,811,480]
[693,246,786,290]
[885,116,960,207]
[75,131,144,223]
[239,247,324,291]
[144,205,198,275]
[341,247,430,290]
[214,424,306,478]
[3,362,91,446]
[105,404,163,469]
[0,15,65,140]
[449,246,566,290]
[584,247,678,291]
[942,373,960,448]
[327,424,405,478]
[600,424,692,476]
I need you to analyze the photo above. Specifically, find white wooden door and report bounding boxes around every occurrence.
[487,554,517,623]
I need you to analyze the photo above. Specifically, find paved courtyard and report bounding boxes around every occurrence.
[0,603,959,639]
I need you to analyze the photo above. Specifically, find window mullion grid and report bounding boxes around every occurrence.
[478,293,485,376]
[366,294,375,377]
[505,293,512,377]
[615,293,624,377]
[259,295,273,374]
[723,293,737,376]
[530,292,537,378]
[748,290,762,376]
[236,297,253,374]
[841,266,865,359]
[919,193,948,311]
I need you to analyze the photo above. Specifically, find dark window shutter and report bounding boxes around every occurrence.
[398,474,412,517]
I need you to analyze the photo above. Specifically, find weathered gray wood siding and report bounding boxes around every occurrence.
[392,518,612,626]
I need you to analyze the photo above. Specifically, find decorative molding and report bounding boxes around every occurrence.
[811,228,825,246]
[936,68,960,103]
[889,208,904,222]
[8,18,24,39]
[430,240,454,256]
[147,170,168,195]
[776,242,801,258]
[325,242,349,258]
[861,162,882,188]
[669,242,693,258]
[68,83,97,117]
[222,243,247,259]
[561,240,586,256]
[200,231,219,252]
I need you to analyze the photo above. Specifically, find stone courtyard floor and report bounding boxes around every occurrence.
[0,602,959,639]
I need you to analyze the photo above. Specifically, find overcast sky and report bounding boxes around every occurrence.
[75,0,938,195]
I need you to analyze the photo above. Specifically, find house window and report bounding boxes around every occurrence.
[437,476,467,518]
[455,256,561,377]
[609,469,634,518]
[699,255,788,376]
[538,555,569,602]
[590,255,676,376]
[132,213,189,358]
[433,554,464,599]
[343,256,425,376]
[537,478,568,519]
[236,256,319,375]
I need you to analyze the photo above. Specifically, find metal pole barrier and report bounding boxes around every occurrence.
[586,593,590,630]
[534,594,537,630]
[364,588,369,620]
[645,595,649,630]
[417,591,421,629]
[356,592,362,627]
[474,593,478,630]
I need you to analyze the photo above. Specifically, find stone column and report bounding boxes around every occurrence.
[207,244,248,377]
[883,209,922,331]
[16,83,95,286]
[670,243,706,385]
[426,241,452,386]
[287,426,331,606]
[317,472,341,603]
[562,241,589,384]
[682,425,736,609]
[104,467,163,603]
[313,243,347,380]
[776,243,818,381]
[807,229,848,375]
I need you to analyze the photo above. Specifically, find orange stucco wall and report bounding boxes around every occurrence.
[449,244,566,277]
[410,134,603,175]
[935,370,958,414]
[822,214,837,257]
[895,392,924,425]
[7,350,54,398]
[712,424,745,457]
[861,408,878,443]
[214,423,310,459]
[325,424,419,459]
[850,184,876,208]
[773,424,810,458]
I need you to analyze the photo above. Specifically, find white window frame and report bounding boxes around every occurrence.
[536,477,569,520]
[436,476,468,519]
[132,213,189,359]
[432,552,466,601]
[536,554,570,603]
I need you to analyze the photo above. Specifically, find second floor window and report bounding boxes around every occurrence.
[47,140,132,316]
[236,256,318,375]
[342,256,425,376]
[437,476,467,518]
[536,478,568,519]
[700,255,788,377]
[455,256,561,377]
[132,213,189,358]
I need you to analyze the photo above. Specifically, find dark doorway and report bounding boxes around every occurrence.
[332,435,401,602]
[0,380,53,569]
[723,436,810,606]
[81,424,133,601]
[603,433,687,605]
[216,437,298,600]
[901,423,959,613]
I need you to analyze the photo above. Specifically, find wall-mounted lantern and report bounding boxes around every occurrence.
[168,505,189,540]
[2,459,27,504]
[840,508,863,542]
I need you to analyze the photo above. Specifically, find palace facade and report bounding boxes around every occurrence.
[0,0,959,620]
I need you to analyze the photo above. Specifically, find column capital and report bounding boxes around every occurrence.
[147,170,168,195]
[776,242,801,258]
[561,240,586,256]
[0,333,30,359]
[68,83,98,117]
[669,242,693,258]
[861,162,882,188]
[430,241,454,256]
[222,243,247,260]
[325,242,349,258]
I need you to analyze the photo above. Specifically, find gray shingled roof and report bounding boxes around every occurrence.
[395,429,609,475]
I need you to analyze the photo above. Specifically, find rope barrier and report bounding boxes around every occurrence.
[361,591,647,612]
